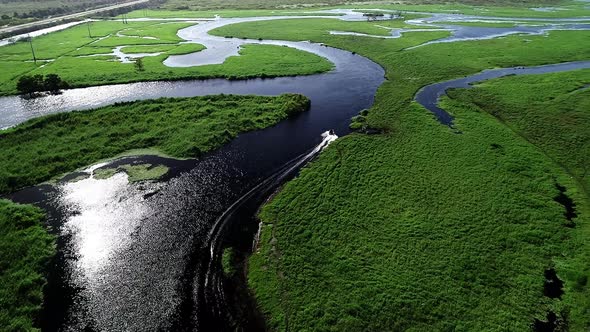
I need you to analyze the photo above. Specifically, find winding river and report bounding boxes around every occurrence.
[2,9,590,331]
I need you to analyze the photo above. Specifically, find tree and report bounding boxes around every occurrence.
[44,74,67,94]
[16,75,44,95]
[134,58,145,72]
[16,74,68,96]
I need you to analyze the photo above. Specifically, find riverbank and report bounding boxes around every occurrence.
[227,18,590,330]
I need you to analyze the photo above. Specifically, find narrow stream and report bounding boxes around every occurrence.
[2,9,590,331]
[415,60,590,125]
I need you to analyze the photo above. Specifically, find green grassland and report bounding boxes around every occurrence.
[120,43,205,54]
[446,69,590,195]
[0,94,310,194]
[0,21,180,62]
[255,98,582,331]
[440,21,584,28]
[0,19,333,95]
[210,18,451,50]
[216,17,590,330]
[211,16,433,39]
[0,200,55,331]
[118,22,190,40]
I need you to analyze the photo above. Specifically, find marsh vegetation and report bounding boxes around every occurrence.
[0,200,54,331]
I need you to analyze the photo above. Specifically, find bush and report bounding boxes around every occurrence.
[16,75,44,95]
[134,58,145,72]
[43,74,68,94]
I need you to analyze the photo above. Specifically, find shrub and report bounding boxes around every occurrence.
[16,75,44,95]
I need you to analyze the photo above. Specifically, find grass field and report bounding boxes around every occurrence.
[0,21,182,62]
[120,43,205,55]
[94,163,170,182]
[0,200,54,331]
[210,18,452,51]
[214,17,590,330]
[127,3,590,20]
[0,19,333,95]
[124,8,342,18]
[446,69,590,195]
[210,15,432,39]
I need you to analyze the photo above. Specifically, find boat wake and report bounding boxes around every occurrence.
[187,130,337,330]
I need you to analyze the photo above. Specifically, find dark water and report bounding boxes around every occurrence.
[415,60,590,125]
